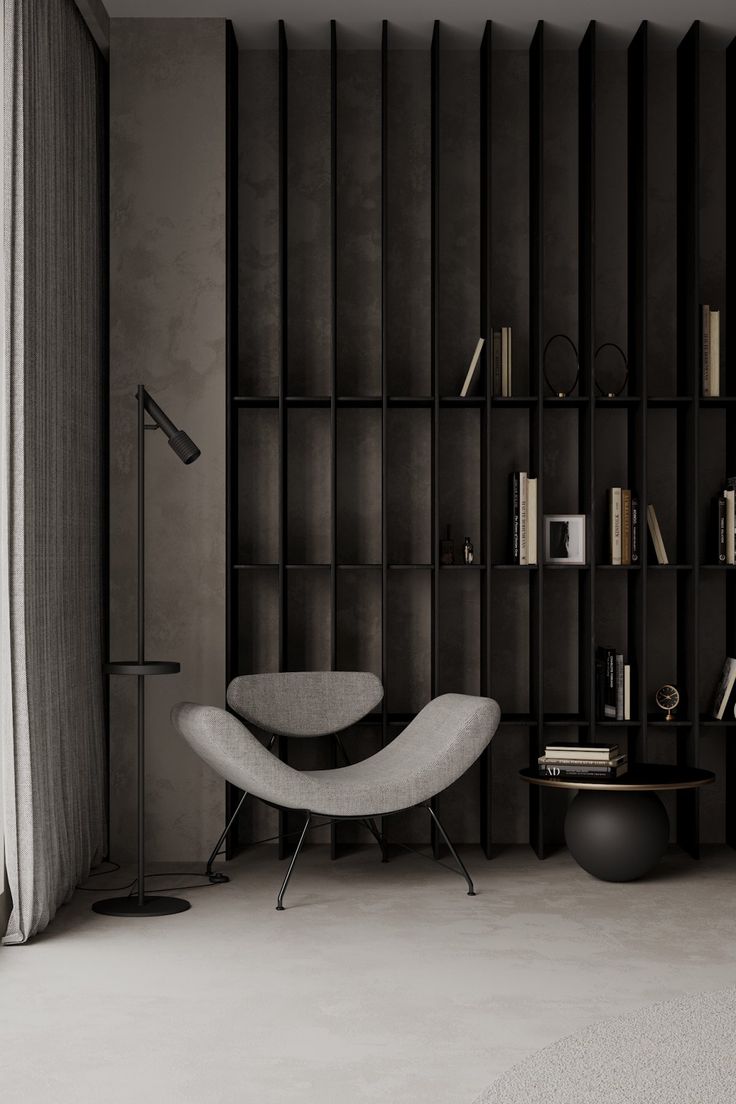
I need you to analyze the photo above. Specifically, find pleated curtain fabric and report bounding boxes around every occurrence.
[0,0,106,944]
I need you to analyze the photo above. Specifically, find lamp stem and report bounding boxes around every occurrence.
[137,383,145,906]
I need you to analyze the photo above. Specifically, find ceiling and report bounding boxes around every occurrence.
[104,0,736,48]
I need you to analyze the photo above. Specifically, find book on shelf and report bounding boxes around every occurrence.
[607,488,636,565]
[491,327,512,397]
[538,761,629,779]
[509,471,538,565]
[702,304,721,397]
[460,337,484,397]
[647,504,669,565]
[714,479,736,565]
[595,648,632,721]
[711,657,736,720]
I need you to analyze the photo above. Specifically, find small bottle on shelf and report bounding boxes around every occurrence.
[464,537,474,565]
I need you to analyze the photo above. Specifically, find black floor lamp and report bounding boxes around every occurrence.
[93,386,201,917]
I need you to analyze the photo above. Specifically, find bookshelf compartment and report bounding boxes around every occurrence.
[237,408,280,565]
[336,568,382,677]
[543,569,581,716]
[386,408,431,565]
[236,568,280,675]
[438,570,481,696]
[286,408,332,564]
[336,48,382,398]
[287,49,332,397]
[439,409,482,565]
[647,48,678,398]
[386,569,431,715]
[336,409,382,565]
[490,408,532,564]
[385,47,431,398]
[286,567,332,671]
[489,570,531,715]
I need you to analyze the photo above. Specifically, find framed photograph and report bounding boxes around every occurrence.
[544,514,586,564]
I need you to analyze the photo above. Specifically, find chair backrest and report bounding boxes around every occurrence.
[226,671,384,737]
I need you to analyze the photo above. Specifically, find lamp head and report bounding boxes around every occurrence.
[136,388,201,465]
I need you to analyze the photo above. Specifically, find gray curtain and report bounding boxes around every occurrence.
[1,0,106,944]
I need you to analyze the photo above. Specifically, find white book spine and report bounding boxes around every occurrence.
[528,478,538,565]
[610,488,622,565]
[647,504,669,565]
[519,472,528,565]
[710,310,720,398]
[460,337,484,398]
[727,490,735,566]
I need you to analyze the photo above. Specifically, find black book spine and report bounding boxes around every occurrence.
[606,649,616,718]
[631,495,640,563]
[510,472,520,563]
[718,495,727,563]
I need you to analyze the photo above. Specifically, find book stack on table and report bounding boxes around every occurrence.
[537,743,628,779]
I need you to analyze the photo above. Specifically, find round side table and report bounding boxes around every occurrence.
[520,765,714,882]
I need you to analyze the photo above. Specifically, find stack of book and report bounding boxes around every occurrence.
[509,471,538,565]
[491,327,512,396]
[537,743,628,779]
[711,657,736,720]
[595,646,632,721]
[714,477,736,564]
[702,305,721,397]
[647,504,669,565]
[607,488,640,565]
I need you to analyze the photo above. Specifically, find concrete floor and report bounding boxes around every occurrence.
[2,844,736,1104]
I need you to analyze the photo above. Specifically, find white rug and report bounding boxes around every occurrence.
[474,986,736,1103]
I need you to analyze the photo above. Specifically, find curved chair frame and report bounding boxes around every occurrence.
[173,692,501,909]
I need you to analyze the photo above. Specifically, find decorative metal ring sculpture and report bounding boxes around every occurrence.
[543,333,580,398]
[594,342,629,398]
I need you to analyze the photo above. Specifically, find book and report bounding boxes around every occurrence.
[631,496,640,563]
[538,763,628,779]
[615,654,624,721]
[624,664,631,722]
[710,309,720,398]
[717,495,727,563]
[609,488,622,565]
[460,337,484,398]
[539,753,626,767]
[519,472,528,565]
[647,504,669,565]
[510,472,520,563]
[726,489,735,566]
[544,742,619,760]
[528,477,538,565]
[622,490,632,565]
[712,657,736,720]
[595,647,618,719]
[702,304,711,396]
[492,331,502,396]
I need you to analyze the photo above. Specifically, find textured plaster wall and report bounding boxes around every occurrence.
[109,18,226,861]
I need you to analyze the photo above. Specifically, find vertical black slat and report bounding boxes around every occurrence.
[277,20,290,860]
[529,21,546,857]
[224,22,244,858]
[726,38,736,849]
[676,22,700,858]
[97,44,111,859]
[479,20,493,857]
[579,23,596,739]
[330,20,339,861]
[381,21,389,754]
[430,20,441,858]
[628,22,648,764]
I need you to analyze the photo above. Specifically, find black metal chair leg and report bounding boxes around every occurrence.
[206,790,248,883]
[276,814,311,910]
[426,805,476,896]
[362,818,389,862]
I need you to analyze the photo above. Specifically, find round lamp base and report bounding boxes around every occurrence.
[92,895,191,917]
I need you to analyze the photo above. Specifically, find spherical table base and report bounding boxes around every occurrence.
[564,790,670,882]
[92,896,191,917]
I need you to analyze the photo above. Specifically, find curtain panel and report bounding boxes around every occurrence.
[1,0,106,944]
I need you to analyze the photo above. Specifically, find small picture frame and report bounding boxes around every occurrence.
[544,514,586,565]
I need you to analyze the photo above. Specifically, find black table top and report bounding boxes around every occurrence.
[519,764,715,792]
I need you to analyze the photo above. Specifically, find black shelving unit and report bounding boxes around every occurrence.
[228,20,736,862]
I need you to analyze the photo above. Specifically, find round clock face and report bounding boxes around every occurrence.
[656,684,680,712]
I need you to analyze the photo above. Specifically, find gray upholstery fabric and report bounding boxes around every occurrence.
[227,671,384,737]
[172,694,500,817]
[0,0,106,944]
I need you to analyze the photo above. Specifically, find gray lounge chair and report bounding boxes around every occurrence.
[172,682,500,909]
